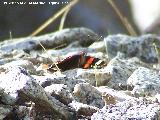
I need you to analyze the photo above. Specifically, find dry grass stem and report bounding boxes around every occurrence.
[107,0,137,36]
[9,31,13,40]
[30,0,79,36]
[59,7,71,30]
[39,42,61,72]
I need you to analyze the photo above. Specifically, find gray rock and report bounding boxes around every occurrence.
[104,34,159,63]
[0,87,17,105]
[47,47,91,57]
[104,56,142,89]
[0,50,30,65]
[0,50,29,60]
[127,67,160,96]
[16,106,32,120]
[0,105,11,119]
[69,101,99,117]
[0,66,76,119]
[3,106,32,120]
[97,86,133,103]
[91,98,160,120]
[89,41,106,53]
[73,83,105,108]
[155,94,160,103]
[0,27,100,52]
[75,69,112,86]
[44,84,74,105]
[0,66,32,105]
[33,74,87,91]
[62,66,111,87]
[3,59,36,74]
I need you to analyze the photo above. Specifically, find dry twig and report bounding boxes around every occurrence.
[107,0,137,36]
[30,0,79,36]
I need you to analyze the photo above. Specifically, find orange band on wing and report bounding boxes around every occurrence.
[83,57,94,69]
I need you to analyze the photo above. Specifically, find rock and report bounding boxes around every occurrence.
[0,27,100,52]
[16,106,33,120]
[104,55,141,90]
[97,86,133,103]
[0,66,32,105]
[69,101,99,117]
[0,105,11,120]
[0,66,76,119]
[26,51,54,66]
[155,94,160,103]
[0,87,17,106]
[127,67,160,96]
[33,74,87,91]
[91,98,160,120]
[44,84,74,105]
[73,83,105,108]
[104,34,159,63]
[3,59,36,74]
[0,49,28,59]
[89,41,106,53]
[47,47,90,58]
[0,50,30,65]
[102,92,117,106]
[75,69,112,86]
[3,106,31,120]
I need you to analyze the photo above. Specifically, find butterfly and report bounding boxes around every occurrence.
[42,51,106,72]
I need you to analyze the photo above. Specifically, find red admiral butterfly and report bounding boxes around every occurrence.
[42,51,106,72]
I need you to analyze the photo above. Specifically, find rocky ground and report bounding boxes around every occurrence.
[0,27,160,120]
